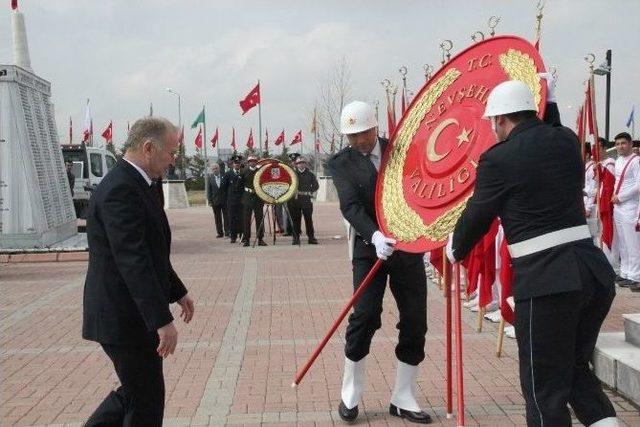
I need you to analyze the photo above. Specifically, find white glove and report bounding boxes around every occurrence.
[539,71,557,103]
[371,230,396,260]
[445,233,457,264]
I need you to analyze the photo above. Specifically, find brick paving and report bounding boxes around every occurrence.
[1,203,639,426]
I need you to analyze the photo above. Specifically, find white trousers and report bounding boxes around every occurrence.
[613,217,640,282]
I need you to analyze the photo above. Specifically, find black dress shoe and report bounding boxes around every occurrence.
[338,401,358,423]
[292,239,300,245]
[216,234,224,238]
[258,240,268,246]
[242,241,250,247]
[308,238,318,244]
[229,238,237,244]
[389,404,432,424]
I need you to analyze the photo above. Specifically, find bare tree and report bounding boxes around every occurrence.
[317,57,352,153]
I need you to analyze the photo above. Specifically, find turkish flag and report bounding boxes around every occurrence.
[101,121,113,144]
[178,126,184,145]
[290,130,302,145]
[239,83,260,115]
[194,127,203,149]
[274,130,285,146]
[246,129,254,149]
[211,127,219,148]
[498,238,514,325]
[231,127,236,151]
[11,0,18,10]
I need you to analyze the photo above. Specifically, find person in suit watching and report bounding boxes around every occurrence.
[82,117,195,426]
[207,163,227,238]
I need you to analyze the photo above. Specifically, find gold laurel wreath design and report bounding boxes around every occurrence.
[499,49,542,107]
[380,48,542,245]
[381,68,463,242]
[253,162,299,204]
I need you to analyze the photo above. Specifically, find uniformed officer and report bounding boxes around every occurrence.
[221,154,245,243]
[288,156,319,245]
[447,77,618,427]
[328,101,431,424]
[241,155,267,247]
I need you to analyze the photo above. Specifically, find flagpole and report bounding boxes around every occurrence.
[258,79,263,157]
[202,106,209,207]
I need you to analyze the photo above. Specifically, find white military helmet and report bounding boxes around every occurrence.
[340,101,378,135]
[483,80,537,118]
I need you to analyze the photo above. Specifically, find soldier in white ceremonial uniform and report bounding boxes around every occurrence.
[612,132,640,290]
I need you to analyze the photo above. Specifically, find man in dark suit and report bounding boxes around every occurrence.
[65,161,75,196]
[288,156,320,245]
[241,155,267,246]
[207,163,227,238]
[82,117,195,427]
[328,101,431,424]
[221,154,244,243]
[448,77,617,427]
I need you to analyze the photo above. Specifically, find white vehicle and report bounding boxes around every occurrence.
[61,144,117,218]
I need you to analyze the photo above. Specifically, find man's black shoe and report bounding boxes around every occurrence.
[389,404,432,424]
[242,241,250,247]
[338,401,358,423]
[292,239,300,245]
[308,238,318,244]
[229,238,236,244]
[216,234,224,238]
[258,240,268,246]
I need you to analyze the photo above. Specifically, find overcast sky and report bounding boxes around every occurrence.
[1,0,638,155]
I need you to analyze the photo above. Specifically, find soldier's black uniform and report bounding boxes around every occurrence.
[451,103,616,426]
[241,166,266,245]
[328,138,427,366]
[287,167,319,244]
[222,167,244,243]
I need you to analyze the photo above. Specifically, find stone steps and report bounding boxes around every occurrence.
[593,313,640,407]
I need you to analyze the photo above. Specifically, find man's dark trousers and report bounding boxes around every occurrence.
[211,203,226,237]
[288,196,315,240]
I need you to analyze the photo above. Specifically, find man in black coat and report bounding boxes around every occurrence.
[448,78,617,427]
[222,154,245,243]
[241,155,267,246]
[65,161,75,196]
[328,101,431,424]
[82,117,195,426]
[207,162,227,238]
[288,156,319,245]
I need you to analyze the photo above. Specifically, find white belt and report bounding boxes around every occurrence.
[508,225,591,259]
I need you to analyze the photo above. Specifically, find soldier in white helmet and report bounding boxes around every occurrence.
[328,101,432,424]
[447,77,618,427]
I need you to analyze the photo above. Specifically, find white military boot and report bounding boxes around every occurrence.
[590,417,619,427]
[389,360,432,424]
[339,357,365,422]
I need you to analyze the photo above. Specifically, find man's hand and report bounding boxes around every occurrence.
[177,294,195,323]
[371,231,396,260]
[612,195,620,205]
[445,233,457,264]
[539,71,557,103]
[157,322,178,359]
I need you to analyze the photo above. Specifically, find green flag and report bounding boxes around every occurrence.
[191,107,205,129]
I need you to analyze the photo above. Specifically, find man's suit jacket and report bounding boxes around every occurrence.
[328,138,388,260]
[222,169,244,206]
[82,159,188,347]
[241,167,263,208]
[452,103,615,301]
[207,174,225,206]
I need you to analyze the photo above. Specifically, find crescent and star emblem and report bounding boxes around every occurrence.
[426,119,474,162]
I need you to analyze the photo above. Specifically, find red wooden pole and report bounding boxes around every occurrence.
[292,259,383,387]
[444,257,453,418]
[453,263,465,426]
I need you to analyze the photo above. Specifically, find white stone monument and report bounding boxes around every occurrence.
[0,3,77,249]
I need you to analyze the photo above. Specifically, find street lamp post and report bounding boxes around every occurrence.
[593,50,612,142]
[166,87,185,178]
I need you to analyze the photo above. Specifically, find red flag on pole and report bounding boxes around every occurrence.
[194,127,203,149]
[274,129,285,146]
[101,121,113,144]
[82,100,92,143]
[498,238,514,325]
[290,130,302,145]
[246,128,254,149]
[387,103,396,137]
[239,82,261,115]
[178,126,184,145]
[231,127,237,151]
[69,116,73,144]
[210,127,219,148]
[11,0,18,10]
